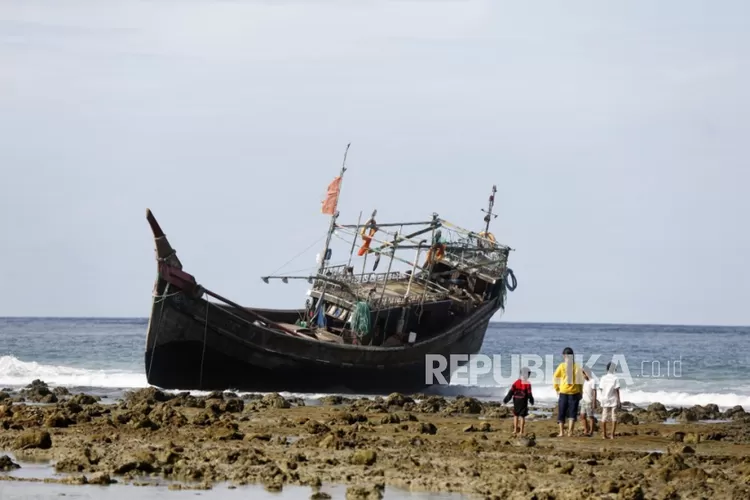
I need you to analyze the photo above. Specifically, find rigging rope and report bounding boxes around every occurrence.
[267,233,328,276]
[146,283,170,382]
[199,301,209,390]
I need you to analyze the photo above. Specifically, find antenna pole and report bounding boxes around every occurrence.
[481,185,498,234]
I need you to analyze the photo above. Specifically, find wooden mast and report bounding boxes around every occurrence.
[317,143,351,277]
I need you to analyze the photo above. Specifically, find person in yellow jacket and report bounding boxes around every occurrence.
[553,346,584,437]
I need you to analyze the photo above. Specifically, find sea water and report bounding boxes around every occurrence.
[1,318,748,409]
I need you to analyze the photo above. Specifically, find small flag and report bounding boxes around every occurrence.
[321,176,342,215]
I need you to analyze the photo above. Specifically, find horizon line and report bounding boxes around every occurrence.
[0,316,747,329]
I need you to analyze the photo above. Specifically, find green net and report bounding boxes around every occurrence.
[348,301,372,337]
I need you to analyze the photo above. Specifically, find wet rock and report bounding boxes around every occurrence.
[0,455,21,471]
[55,456,87,473]
[69,394,98,405]
[338,413,368,425]
[677,467,709,482]
[114,451,157,475]
[414,396,447,413]
[245,433,272,442]
[676,409,698,423]
[191,412,213,426]
[724,405,747,420]
[60,474,88,485]
[656,454,688,481]
[385,393,413,407]
[311,492,332,500]
[380,414,400,425]
[262,393,291,409]
[305,420,330,435]
[320,395,344,405]
[618,412,639,425]
[44,412,73,428]
[14,429,52,450]
[124,387,171,405]
[602,481,620,494]
[88,472,113,485]
[0,391,10,401]
[40,394,58,404]
[150,405,188,428]
[618,484,645,500]
[346,484,384,500]
[513,436,536,448]
[647,402,667,413]
[418,422,437,435]
[350,449,377,466]
[53,387,70,396]
[221,398,244,413]
[671,431,686,442]
[20,379,54,402]
[463,424,477,432]
[479,422,492,432]
[444,396,483,414]
[64,401,83,414]
[132,417,159,431]
[705,431,726,441]
[683,432,701,444]
[558,462,575,475]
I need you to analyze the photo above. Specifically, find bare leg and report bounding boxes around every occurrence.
[557,422,564,437]
[602,421,608,439]
[610,420,617,439]
[520,417,525,436]
[587,417,594,436]
[580,413,589,435]
[567,418,574,437]
[512,416,518,436]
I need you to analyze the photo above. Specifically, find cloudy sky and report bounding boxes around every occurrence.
[1,0,747,325]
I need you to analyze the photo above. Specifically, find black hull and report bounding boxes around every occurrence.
[145,283,501,395]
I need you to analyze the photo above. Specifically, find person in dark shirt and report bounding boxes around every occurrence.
[503,367,535,436]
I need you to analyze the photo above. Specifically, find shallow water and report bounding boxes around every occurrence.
[0,481,467,500]
[0,453,467,499]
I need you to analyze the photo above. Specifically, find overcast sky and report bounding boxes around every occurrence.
[1,0,748,325]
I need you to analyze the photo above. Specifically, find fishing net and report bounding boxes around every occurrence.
[348,301,372,337]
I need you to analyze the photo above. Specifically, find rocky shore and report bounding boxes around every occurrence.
[1,380,750,499]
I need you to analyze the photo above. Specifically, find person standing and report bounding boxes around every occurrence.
[503,367,535,436]
[579,367,597,436]
[553,347,583,437]
[598,361,621,439]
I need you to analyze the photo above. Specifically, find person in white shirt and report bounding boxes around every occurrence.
[598,361,621,439]
[579,367,597,436]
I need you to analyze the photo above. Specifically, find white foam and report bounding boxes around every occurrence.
[1,355,747,410]
[619,390,750,410]
[0,355,148,389]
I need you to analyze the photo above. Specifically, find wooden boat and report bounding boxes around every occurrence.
[144,146,517,394]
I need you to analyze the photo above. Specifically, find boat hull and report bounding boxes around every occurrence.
[144,283,500,395]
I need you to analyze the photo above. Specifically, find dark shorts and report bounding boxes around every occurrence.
[513,398,529,418]
[558,393,581,422]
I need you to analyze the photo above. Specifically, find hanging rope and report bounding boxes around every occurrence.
[199,301,209,390]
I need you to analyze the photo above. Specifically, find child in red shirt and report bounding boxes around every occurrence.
[503,367,534,436]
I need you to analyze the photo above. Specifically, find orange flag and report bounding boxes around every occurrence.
[321,176,342,215]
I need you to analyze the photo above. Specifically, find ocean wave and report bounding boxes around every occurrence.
[431,382,750,409]
[1,355,747,409]
[0,355,147,389]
